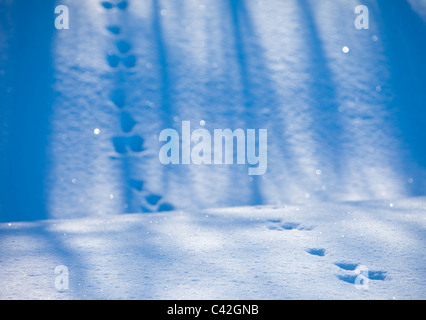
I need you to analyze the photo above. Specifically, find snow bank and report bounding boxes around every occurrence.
[1,198,424,299]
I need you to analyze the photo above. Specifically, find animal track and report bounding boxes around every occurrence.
[112,136,145,154]
[107,53,120,68]
[368,270,387,281]
[142,200,175,213]
[117,40,131,54]
[281,222,300,230]
[306,248,326,257]
[128,179,143,191]
[158,203,175,212]
[120,112,137,133]
[269,216,389,287]
[336,274,359,284]
[337,271,387,284]
[146,194,162,206]
[335,262,387,284]
[101,1,128,10]
[335,262,359,271]
[117,1,128,10]
[103,1,174,214]
[122,55,137,68]
[267,220,314,231]
[107,40,136,68]
[106,25,121,35]
[110,89,126,108]
[107,53,137,68]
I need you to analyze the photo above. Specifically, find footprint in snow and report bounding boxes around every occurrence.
[335,262,359,271]
[104,1,174,214]
[306,248,326,257]
[267,220,314,231]
[335,262,388,283]
[120,112,137,133]
[106,25,121,35]
[117,40,131,54]
[112,135,145,154]
[101,1,128,10]
[128,179,143,191]
[110,89,126,108]
[107,52,137,69]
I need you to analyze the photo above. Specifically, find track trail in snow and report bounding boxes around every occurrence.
[266,216,388,287]
[102,0,174,214]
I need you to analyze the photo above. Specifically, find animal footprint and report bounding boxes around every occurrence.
[335,262,387,284]
[281,222,301,230]
[335,262,359,271]
[110,89,126,108]
[129,179,144,191]
[267,220,314,231]
[117,40,131,54]
[141,193,175,213]
[106,25,121,35]
[101,1,128,10]
[122,55,136,68]
[146,194,162,206]
[112,136,144,153]
[120,112,137,133]
[337,272,387,284]
[107,53,120,68]
[141,202,175,213]
[107,53,137,68]
[101,1,114,9]
[336,274,360,284]
[368,270,387,281]
[106,39,136,68]
[306,248,326,257]
[158,203,174,212]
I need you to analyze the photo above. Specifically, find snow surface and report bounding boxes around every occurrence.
[1,197,425,300]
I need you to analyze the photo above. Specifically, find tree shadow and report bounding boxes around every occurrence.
[296,0,344,177]
[218,0,345,204]
[376,0,426,195]
[0,0,55,222]
[220,0,298,206]
[151,0,174,128]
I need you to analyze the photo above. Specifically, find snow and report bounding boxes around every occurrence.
[1,197,425,300]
